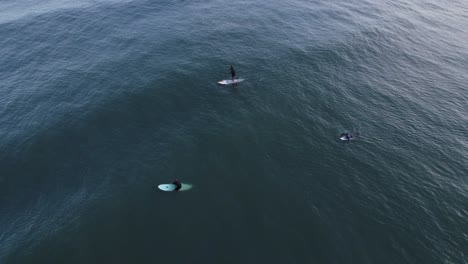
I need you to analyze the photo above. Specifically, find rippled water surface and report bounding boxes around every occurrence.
[0,0,467,263]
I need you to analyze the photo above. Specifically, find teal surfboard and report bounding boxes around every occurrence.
[157,183,193,192]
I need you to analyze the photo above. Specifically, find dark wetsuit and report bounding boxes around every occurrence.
[172,180,182,191]
[229,66,236,80]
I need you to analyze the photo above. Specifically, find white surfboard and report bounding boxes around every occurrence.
[157,183,193,192]
[340,133,360,141]
[218,78,245,85]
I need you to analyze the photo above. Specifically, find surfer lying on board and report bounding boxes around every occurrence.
[172,179,182,191]
[340,133,351,141]
[229,65,236,81]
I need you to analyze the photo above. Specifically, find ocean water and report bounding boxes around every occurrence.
[0,0,467,263]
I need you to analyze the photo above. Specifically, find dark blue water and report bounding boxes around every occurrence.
[1,0,467,263]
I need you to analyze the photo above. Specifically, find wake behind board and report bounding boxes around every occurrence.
[157,183,193,192]
[218,78,245,85]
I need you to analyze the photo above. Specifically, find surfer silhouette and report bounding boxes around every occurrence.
[340,133,351,141]
[172,179,182,191]
[229,65,236,81]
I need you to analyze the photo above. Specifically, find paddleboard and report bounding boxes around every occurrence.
[218,78,245,85]
[157,183,193,192]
